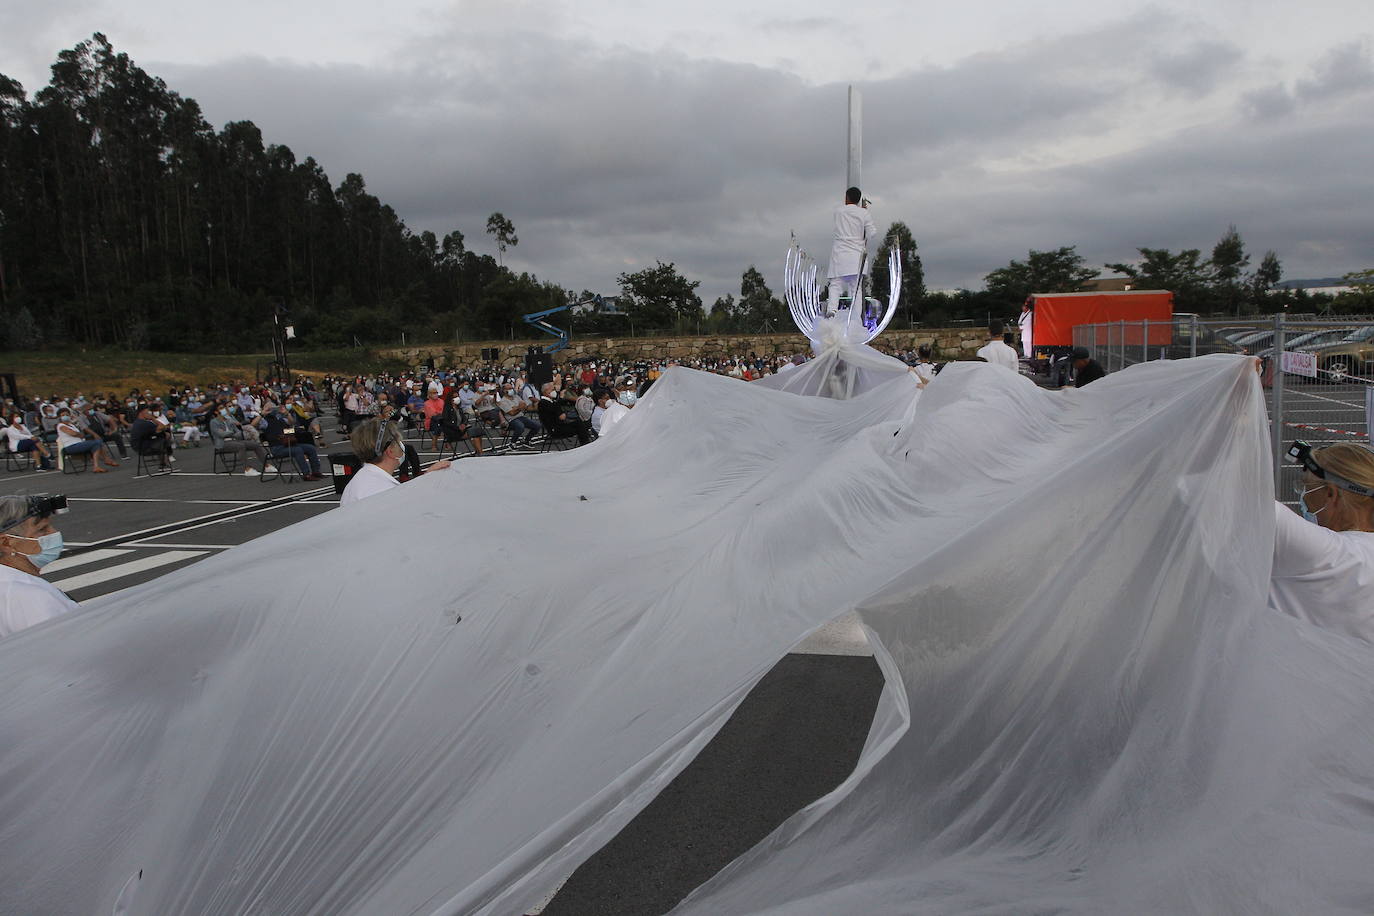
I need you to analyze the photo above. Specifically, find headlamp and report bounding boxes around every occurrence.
[1,494,69,533]
[1287,440,1374,498]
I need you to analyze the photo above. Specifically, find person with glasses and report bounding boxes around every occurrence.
[340,419,450,507]
[1271,440,1374,643]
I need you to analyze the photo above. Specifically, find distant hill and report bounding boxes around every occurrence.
[1275,278,1348,290]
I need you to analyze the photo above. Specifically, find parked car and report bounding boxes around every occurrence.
[1302,326,1374,382]
[1166,320,1248,359]
[1257,328,1355,360]
[1217,326,1264,344]
[1230,329,1276,353]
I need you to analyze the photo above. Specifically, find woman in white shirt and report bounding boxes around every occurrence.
[55,410,118,472]
[3,414,54,470]
[340,419,450,506]
[0,494,78,638]
[1271,441,1374,644]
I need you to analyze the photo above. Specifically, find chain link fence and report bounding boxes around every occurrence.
[1074,316,1374,504]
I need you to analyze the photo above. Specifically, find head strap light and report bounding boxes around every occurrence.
[1288,440,1374,498]
[2,494,69,534]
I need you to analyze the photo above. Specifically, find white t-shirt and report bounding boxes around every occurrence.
[976,340,1020,373]
[0,565,79,638]
[3,424,35,449]
[828,203,877,278]
[1269,501,1374,644]
[340,462,399,506]
[56,422,84,451]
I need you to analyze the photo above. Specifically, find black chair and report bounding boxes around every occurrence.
[436,428,475,461]
[2,440,36,472]
[134,449,170,477]
[61,448,90,474]
[212,446,240,474]
[260,450,301,483]
[539,430,582,453]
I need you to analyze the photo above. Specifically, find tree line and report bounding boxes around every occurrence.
[3,36,1367,355]
[0,34,564,353]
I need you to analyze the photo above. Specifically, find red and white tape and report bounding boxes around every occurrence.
[1284,422,1366,438]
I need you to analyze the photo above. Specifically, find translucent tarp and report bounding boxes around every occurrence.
[3,353,1373,915]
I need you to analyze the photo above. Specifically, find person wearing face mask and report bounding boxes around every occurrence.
[340,419,450,506]
[1270,440,1374,644]
[3,414,54,471]
[55,409,118,472]
[496,383,541,447]
[210,405,268,475]
[0,494,77,637]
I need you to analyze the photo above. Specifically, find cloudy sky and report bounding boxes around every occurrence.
[4,0,1372,303]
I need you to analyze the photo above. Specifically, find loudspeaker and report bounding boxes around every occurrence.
[525,352,554,388]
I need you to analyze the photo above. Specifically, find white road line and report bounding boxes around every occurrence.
[51,550,209,592]
[145,499,335,538]
[134,472,252,477]
[69,498,265,505]
[122,542,236,550]
[44,549,133,573]
[81,487,333,546]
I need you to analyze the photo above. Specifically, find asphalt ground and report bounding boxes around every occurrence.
[3,418,883,915]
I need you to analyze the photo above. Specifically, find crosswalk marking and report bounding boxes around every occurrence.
[52,550,209,592]
[44,549,134,573]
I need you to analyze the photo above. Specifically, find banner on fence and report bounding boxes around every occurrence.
[1281,350,1318,378]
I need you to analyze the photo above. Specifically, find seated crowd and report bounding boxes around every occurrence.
[2,380,329,479]
[4,346,949,482]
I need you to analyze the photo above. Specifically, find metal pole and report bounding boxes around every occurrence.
[1142,320,1149,366]
[1190,314,1198,360]
[1272,314,1286,497]
[846,86,862,190]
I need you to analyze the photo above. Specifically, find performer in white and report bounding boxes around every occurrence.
[1018,301,1034,359]
[826,187,876,313]
[976,323,1021,373]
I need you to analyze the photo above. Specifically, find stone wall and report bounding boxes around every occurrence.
[381,328,989,367]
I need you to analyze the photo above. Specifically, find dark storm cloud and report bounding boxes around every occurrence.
[154,18,1372,300]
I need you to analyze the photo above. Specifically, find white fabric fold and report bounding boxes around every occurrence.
[3,355,1370,915]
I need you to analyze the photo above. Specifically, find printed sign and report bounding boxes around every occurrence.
[1281,350,1318,378]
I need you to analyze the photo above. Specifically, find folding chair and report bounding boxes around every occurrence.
[260,451,301,483]
[61,448,91,474]
[134,450,170,477]
[212,447,240,474]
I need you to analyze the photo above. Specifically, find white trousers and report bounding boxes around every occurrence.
[827,275,859,312]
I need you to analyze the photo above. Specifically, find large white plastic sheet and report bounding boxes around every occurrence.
[3,353,1373,914]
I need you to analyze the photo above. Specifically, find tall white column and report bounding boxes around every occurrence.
[846,86,862,190]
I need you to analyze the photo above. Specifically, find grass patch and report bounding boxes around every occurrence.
[1,348,406,398]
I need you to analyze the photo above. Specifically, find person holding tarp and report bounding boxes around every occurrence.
[0,494,77,637]
[1272,440,1374,644]
[340,418,450,506]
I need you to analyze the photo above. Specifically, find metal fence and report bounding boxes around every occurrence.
[1074,316,1374,503]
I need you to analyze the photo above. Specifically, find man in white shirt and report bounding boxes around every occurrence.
[1018,302,1034,359]
[976,324,1021,373]
[827,186,877,313]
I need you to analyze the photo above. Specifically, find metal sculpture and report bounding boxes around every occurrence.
[783,241,901,345]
